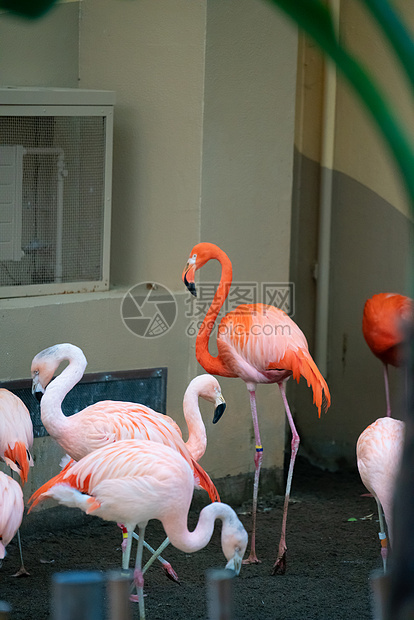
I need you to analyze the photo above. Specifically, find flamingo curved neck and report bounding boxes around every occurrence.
[163,502,234,554]
[182,387,207,462]
[40,350,86,440]
[196,248,234,377]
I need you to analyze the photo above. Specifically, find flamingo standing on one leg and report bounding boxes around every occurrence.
[357,416,404,570]
[0,389,34,576]
[29,439,248,619]
[362,293,413,417]
[30,343,224,576]
[182,242,331,574]
[0,472,24,563]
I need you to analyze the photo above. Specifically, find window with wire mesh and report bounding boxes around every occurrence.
[0,115,106,288]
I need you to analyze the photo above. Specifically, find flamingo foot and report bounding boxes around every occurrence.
[162,562,180,584]
[129,594,140,603]
[12,565,30,577]
[272,551,286,575]
[242,552,262,565]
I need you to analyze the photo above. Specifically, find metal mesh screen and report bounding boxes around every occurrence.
[2,368,168,438]
[0,115,106,288]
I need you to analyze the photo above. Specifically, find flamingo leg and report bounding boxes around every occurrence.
[272,381,300,576]
[243,387,263,565]
[141,536,178,583]
[121,526,134,571]
[119,525,178,582]
[10,470,29,578]
[374,497,388,571]
[383,363,392,417]
[130,525,146,619]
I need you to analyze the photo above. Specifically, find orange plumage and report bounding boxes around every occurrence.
[363,293,413,367]
[182,242,330,572]
[362,293,413,417]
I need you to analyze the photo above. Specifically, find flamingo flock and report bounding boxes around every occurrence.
[0,241,411,619]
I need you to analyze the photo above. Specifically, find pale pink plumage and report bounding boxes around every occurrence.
[0,471,24,559]
[357,417,404,568]
[31,344,221,501]
[0,389,34,484]
[29,440,248,617]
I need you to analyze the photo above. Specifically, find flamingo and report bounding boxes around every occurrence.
[357,416,404,570]
[29,439,248,619]
[0,472,24,563]
[0,389,34,485]
[182,242,331,573]
[0,389,34,576]
[30,343,224,575]
[362,293,413,417]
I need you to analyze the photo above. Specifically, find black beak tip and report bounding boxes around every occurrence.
[34,390,43,403]
[183,273,197,297]
[213,402,226,424]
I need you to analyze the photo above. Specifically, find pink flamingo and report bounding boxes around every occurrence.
[182,242,331,573]
[0,389,33,576]
[362,293,413,417]
[0,472,24,563]
[357,416,404,570]
[30,343,223,576]
[0,389,34,485]
[29,439,248,619]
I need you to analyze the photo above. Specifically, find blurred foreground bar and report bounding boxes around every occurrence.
[52,571,105,620]
[107,569,133,620]
[206,568,235,620]
[0,601,11,620]
[385,319,414,619]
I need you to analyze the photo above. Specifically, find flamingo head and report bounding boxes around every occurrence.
[182,242,223,297]
[221,512,248,576]
[31,344,66,400]
[190,375,227,424]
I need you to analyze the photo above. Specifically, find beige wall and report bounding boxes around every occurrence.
[0,1,298,502]
[291,3,413,468]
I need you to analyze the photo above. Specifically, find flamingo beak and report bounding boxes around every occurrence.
[182,262,197,297]
[32,374,45,402]
[213,394,226,424]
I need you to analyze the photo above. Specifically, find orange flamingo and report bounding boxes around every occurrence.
[357,416,404,570]
[29,439,248,619]
[0,472,24,562]
[0,389,33,576]
[362,293,413,417]
[30,343,223,576]
[182,242,331,573]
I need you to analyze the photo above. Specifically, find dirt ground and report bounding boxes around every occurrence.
[0,457,383,619]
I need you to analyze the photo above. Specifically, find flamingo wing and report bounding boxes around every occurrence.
[30,440,194,516]
[218,304,330,415]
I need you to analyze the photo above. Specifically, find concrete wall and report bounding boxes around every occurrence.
[291,2,413,469]
[0,0,298,506]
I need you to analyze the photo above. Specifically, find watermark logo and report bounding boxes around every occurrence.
[121,282,177,338]
[185,282,295,338]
